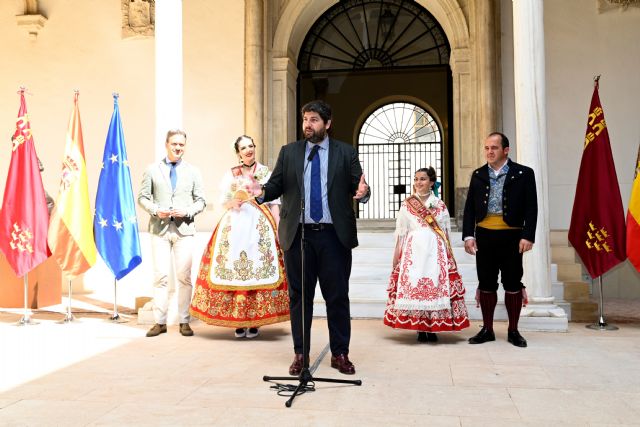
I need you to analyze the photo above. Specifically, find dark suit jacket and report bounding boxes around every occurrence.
[262,138,369,251]
[462,158,538,242]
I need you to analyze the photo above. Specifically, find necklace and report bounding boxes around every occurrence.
[416,190,431,199]
[240,161,257,178]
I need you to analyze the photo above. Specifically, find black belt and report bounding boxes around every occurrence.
[303,223,334,231]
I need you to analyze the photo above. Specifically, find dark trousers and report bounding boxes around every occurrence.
[283,225,352,356]
[475,227,524,292]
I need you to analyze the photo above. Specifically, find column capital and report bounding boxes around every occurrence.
[449,48,470,74]
[272,56,298,79]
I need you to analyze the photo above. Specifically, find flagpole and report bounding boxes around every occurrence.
[108,278,128,323]
[57,279,76,323]
[586,276,618,331]
[16,276,38,326]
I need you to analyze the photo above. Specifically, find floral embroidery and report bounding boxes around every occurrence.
[214,215,277,282]
[192,286,210,312]
[253,165,269,182]
[397,236,414,300]
[254,215,277,279]
[190,164,289,328]
[233,251,254,281]
[488,163,509,214]
[384,195,469,332]
[193,287,289,327]
[213,220,234,280]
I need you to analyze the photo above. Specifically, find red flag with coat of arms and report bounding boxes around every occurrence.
[0,90,50,277]
[568,79,626,278]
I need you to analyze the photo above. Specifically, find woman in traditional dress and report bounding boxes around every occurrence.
[384,167,469,342]
[189,135,289,338]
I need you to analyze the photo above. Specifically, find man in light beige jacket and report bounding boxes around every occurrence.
[138,129,206,337]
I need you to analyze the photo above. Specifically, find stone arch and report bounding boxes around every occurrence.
[268,0,478,196]
[273,0,469,57]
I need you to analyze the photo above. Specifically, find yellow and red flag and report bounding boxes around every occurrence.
[568,80,626,278]
[0,90,50,277]
[627,145,640,272]
[48,92,97,279]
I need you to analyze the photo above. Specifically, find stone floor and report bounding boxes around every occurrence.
[1,299,640,426]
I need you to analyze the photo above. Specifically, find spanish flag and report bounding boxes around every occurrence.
[568,80,626,279]
[48,92,97,279]
[627,145,640,273]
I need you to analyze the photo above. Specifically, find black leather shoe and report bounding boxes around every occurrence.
[426,333,438,342]
[507,330,528,348]
[417,332,428,342]
[468,327,495,344]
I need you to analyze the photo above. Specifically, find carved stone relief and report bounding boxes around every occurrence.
[121,0,155,38]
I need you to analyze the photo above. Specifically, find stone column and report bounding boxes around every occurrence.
[475,0,497,140]
[270,57,298,166]
[154,0,183,159]
[449,47,476,224]
[245,0,264,159]
[142,0,183,325]
[512,0,567,331]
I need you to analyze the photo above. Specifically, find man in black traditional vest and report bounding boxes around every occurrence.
[462,132,537,348]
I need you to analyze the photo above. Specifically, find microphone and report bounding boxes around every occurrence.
[307,145,320,162]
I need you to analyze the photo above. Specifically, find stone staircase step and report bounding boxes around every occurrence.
[352,247,393,264]
[569,301,598,322]
[357,233,396,248]
[550,230,570,247]
[551,246,577,264]
[322,229,575,322]
[557,263,583,281]
[315,298,572,321]
[563,281,591,301]
[356,219,396,232]
[348,263,479,283]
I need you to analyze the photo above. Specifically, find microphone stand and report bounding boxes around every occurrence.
[263,144,362,407]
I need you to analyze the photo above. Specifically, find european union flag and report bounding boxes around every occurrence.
[94,94,142,279]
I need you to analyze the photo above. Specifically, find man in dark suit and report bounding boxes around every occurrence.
[462,132,537,348]
[255,100,369,375]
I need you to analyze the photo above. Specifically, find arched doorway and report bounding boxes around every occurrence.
[296,0,453,216]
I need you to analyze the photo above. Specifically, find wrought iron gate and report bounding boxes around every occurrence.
[358,102,443,219]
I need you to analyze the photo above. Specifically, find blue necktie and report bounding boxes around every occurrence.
[170,162,177,191]
[309,146,323,222]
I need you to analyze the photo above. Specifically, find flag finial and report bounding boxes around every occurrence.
[594,75,601,89]
[112,92,119,105]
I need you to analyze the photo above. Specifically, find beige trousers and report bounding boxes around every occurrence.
[150,223,194,324]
